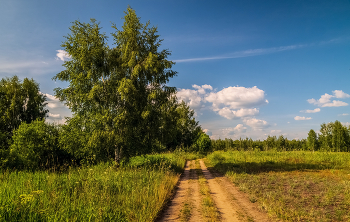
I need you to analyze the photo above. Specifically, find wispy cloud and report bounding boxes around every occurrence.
[174,44,306,63]
[173,37,349,63]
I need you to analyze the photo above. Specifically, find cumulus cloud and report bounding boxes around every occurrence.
[308,90,349,107]
[243,118,270,130]
[41,93,65,109]
[322,100,348,107]
[221,124,248,137]
[333,90,350,98]
[301,108,320,113]
[176,88,203,109]
[48,113,61,118]
[206,86,268,110]
[192,84,213,94]
[203,129,212,136]
[177,84,267,120]
[294,116,312,120]
[339,113,349,116]
[217,108,259,120]
[342,122,350,127]
[176,84,214,110]
[233,124,247,133]
[56,50,71,61]
[269,130,282,135]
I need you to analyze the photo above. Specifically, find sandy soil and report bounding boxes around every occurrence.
[158,159,272,222]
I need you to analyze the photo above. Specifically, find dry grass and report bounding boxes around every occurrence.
[206,151,350,222]
[195,160,220,221]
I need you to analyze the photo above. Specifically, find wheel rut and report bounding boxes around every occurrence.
[158,159,272,222]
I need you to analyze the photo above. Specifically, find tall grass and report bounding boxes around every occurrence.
[0,153,187,222]
[206,151,350,221]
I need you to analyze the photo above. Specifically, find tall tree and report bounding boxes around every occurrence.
[53,7,177,164]
[0,76,48,147]
[307,129,318,151]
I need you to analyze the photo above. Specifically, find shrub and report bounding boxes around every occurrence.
[10,119,62,169]
[193,132,211,153]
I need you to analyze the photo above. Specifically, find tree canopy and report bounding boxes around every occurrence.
[53,7,200,163]
[0,76,48,147]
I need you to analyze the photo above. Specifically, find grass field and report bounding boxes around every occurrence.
[0,153,193,222]
[206,150,350,222]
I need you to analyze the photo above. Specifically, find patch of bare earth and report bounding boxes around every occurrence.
[159,160,272,221]
[202,160,271,222]
[159,161,191,221]
[189,160,203,222]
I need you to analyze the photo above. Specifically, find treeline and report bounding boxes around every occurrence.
[0,7,211,170]
[212,121,350,152]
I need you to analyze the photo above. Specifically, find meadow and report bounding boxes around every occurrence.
[0,153,196,222]
[206,150,350,221]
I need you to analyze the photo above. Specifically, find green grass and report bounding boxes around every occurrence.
[195,160,220,221]
[0,153,187,222]
[206,150,350,222]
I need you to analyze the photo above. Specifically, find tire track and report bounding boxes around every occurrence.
[159,159,272,222]
[199,160,241,221]
[159,161,191,221]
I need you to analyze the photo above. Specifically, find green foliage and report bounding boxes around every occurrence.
[9,119,63,169]
[307,129,318,151]
[53,7,178,163]
[0,76,48,149]
[211,121,349,152]
[193,131,211,153]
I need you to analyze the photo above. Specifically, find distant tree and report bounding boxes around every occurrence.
[193,131,211,153]
[307,129,318,151]
[53,7,177,164]
[331,121,348,152]
[0,76,48,148]
[319,123,333,151]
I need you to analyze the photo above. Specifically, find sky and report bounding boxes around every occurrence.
[1,0,350,140]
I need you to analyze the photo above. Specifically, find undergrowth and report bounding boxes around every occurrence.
[0,153,189,222]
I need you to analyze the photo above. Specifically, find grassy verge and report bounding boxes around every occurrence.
[195,160,220,221]
[0,153,186,222]
[206,150,350,222]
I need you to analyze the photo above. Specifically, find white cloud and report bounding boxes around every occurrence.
[41,92,65,109]
[221,124,248,137]
[301,108,320,113]
[173,44,306,63]
[294,116,312,120]
[342,122,350,127]
[205,86,268,110]
[192,84,212,94]
[269,130,282,135]
[308,90,349,107]
[322,100,348,107]
[56,50,71,61]
[243,118,270,130]
[217,107,259,120]
[177,85,267,120]
[339,113,349,116]
[233,124,247,133]
[176,84,214,110]
[176,88,202,109]
[46,118,67,125]
[48,113,61,118]
[333,90,350,98]
[203,129,212,136]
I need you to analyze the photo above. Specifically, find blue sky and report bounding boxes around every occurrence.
[1,0,349,140]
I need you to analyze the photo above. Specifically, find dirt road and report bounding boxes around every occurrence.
[158,160,271,222]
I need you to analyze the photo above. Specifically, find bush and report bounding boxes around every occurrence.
[10,119,63,169]
[193,132,211,153]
